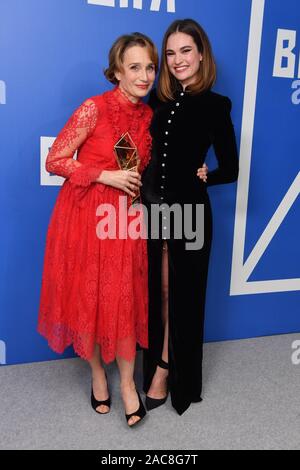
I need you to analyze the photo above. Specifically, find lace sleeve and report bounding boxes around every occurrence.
[46,99,102,187]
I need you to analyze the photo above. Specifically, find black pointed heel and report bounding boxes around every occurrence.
[145,394,168,411]
[145,359,169,411]
[125,391,147,427]
[91,374,111,414]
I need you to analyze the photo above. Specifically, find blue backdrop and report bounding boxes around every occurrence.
[0,0,299,365]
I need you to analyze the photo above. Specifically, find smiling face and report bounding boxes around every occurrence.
[166,32,203,90]
[115,45,156,102]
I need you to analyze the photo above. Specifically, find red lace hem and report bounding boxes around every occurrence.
[38,320,148,363]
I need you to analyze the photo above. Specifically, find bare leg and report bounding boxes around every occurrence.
[147,241,169,399]
[87,344,110,414]
[161,242,169,364]
[116,356,142,426]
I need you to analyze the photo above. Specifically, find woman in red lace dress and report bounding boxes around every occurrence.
[38,33,158,427]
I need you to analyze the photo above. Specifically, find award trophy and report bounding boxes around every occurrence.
[114,132,141,204]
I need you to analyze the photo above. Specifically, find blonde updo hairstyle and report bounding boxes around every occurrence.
[104,32,159,85]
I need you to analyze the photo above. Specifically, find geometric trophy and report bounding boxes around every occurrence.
[114,132,141,204]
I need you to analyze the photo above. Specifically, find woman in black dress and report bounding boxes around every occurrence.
[141,19,239,415]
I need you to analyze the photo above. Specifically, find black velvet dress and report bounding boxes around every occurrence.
[141,86,239,415]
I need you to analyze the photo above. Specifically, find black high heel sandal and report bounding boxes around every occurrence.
[145,359,169,411]
[91,374,111,415]
[125,391,147,427]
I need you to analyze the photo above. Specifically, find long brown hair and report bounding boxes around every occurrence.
[158,19,216,101]
[104,33,159,85]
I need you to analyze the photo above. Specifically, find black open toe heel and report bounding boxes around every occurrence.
[91,374,111,414]
[126,391,147,427]
[145,359,169,411]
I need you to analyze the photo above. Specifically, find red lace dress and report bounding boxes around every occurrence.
[38,87,152,363]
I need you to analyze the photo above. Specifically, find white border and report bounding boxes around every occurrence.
[230,0,300,296]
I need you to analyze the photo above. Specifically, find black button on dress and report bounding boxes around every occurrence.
[141,87,239,415]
